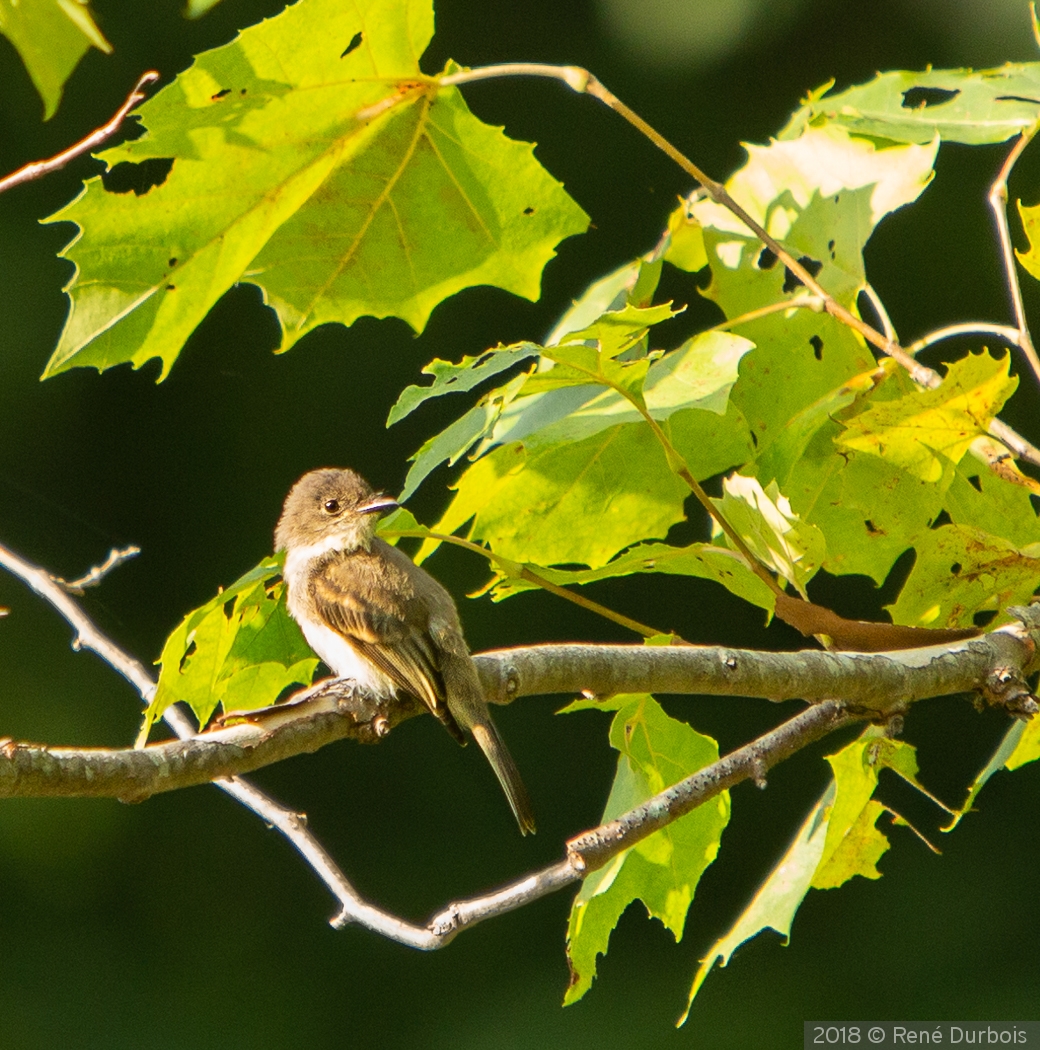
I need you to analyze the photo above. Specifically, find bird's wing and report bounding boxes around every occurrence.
[308,553,463,740]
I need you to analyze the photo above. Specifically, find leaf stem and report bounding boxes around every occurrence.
[988,122,1040,385]
[384,528,666,638]
[711,294,825,332]
[905,322,1024,357]
[860,282,897,344]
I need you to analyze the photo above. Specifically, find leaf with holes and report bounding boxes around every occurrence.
[886,523,1040,629]
[781,66,1040,146]
[42,0,588,379]
[838,351,1017,483]
[678,123,936,449]
[563,695,728,1006]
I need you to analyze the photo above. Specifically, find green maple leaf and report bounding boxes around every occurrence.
[141,556,317,740]
[0,0,111,119]
[782,66,1040,146]
[673,123,936,448]
[838,350,1017,482]
[683,734,921,1023]
[562,695,728,1006]
[43,0,588,379]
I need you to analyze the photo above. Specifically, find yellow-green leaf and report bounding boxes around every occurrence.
[564,695,728,1005]
[838,351,1017,482]
[43,0,588,378]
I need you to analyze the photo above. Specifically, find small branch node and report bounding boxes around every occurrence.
[983,666,1039,719]
[429,904,461,938]
[751,757,768,789]
[884,713,905,738]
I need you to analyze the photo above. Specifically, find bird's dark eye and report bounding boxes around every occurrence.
[323,498,340,514]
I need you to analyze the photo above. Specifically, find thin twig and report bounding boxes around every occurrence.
[0,542,156,699]
[905,322,1023,357]
[860,283,897,344]
[988,124,1040,385]
[985,419,1040,468]
[384,528,664,638]
[440,63,1040,474]
[0,539,364,921]
[55,545,141,594]
[0,71,160,195]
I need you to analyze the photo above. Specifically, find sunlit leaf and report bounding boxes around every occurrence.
[944,720,1029,830]
[838,351,1017,482]
[1005,717,1040,771]
[532,302,681,404]
[0,0,110,119]
[943,460,1040,548]
[782,66,1040,146]
[43,0,588,378]
[387,343,539,426]
[886,524,1040,629]
[545,255,663,345]
[141,556,317,740]
[692,125,936,449]
[422,424,690,569]
[784,431,952,585]
[811,738,897,889]
[711,475,825,595]
[564,695,728,1005]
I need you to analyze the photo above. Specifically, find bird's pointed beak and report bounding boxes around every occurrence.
[358,494,399,516]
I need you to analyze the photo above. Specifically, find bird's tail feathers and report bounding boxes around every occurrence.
[470,720,536,836]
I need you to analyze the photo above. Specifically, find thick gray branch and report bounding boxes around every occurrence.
[3,535,1038,952]
[475,632,1040,708]
[1,627,1035,802]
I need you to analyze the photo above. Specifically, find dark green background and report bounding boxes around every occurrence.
[1,1,1038,1046]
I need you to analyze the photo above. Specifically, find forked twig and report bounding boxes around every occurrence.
[55,545,141,594]
[0,539,367,928]
[988,124,1040,385]
[0,71,159,195]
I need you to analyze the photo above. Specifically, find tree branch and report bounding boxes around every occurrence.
[0,539,373,931]
[3,537,1038,952]
[1,626,1036,801]
[0,71,159,195]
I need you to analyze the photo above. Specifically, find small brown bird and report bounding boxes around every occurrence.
[275,467,535,834]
